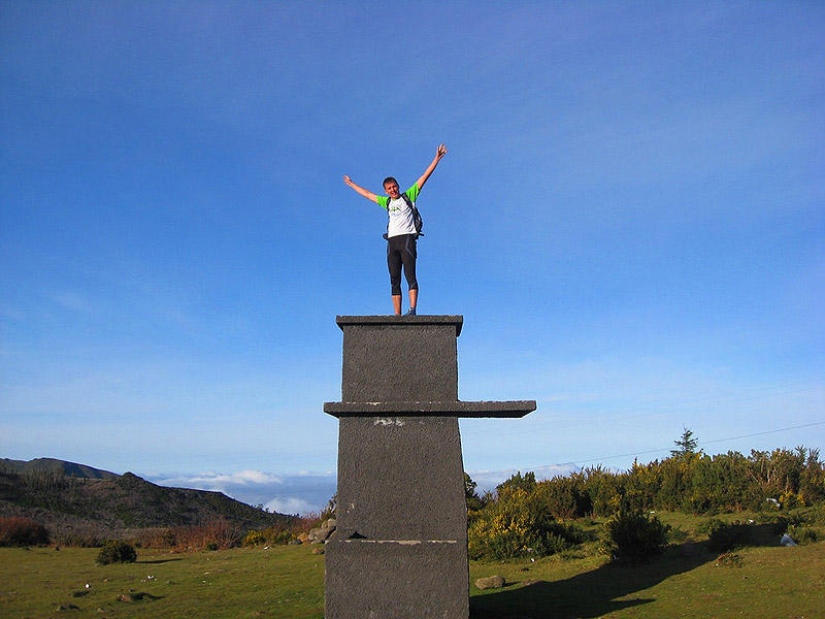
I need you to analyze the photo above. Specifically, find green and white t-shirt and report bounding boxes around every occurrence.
[376,183,420,238]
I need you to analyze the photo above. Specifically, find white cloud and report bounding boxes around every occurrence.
[265,496,317,516]
[148,465,598,515]
[181,470,284,486]
[148,469,336,515]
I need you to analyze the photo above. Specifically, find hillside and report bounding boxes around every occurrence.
[0,457,119,480]
[0,458,291,538]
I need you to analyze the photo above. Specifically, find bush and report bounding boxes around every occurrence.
[702,518,753,552]
[795,503,825,526]
[243,525,296,547]
[96,540,137,565]
[779,505,825,545]
[714,551,744,567]
[601,510,670,562]
[535,475,588,520]
[49,522,106,548]
[243,529,267,546]
[133,527,177,549]
[468,486,583,561]
[167,519,242,551]
[786,524,821,545]
[0,517,50,547]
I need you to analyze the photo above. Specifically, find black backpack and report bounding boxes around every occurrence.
[383,192,423,239]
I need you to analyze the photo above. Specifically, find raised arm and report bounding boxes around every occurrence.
[343,175,379,202]
[415,143,448,190]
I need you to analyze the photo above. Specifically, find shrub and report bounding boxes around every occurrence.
[133,527,177,549]
[242,523,296,546]
[96,540,137,565]
[468,487,582,561]
[168,519,242,551]
[582,466,624,517]
[786,524,820,545]
[702,518,753,552]
[600,510,670,562]
[49,522,106,548]
[535,475,588,520]
[798,502,825,526]
[715,551,744,567]
[0,517,50,547]
[243,529,267,546]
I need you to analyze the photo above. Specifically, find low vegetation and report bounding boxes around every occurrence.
[0,464,292,547]
[0,516,50,547]
[468,473,587,561]
[466,437,825,562]
[1,512,823,619]
[96,540,138,565]
[1,436,823,617]
[599,509,670,561]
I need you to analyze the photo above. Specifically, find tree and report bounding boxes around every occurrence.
[671,427,699,459]
[464,473,484,511]
[464,473,478,500]
[496,471,537,497]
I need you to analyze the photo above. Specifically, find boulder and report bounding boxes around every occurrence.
[475,575,506,590]
[308,519,337,544]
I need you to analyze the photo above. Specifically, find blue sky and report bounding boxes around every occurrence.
[1,1,823,514]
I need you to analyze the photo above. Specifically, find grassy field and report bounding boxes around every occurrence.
[2,515,823,619]
[0,544,325,619]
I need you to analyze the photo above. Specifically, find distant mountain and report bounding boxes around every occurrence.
[0,458,290,537]
[1,457,118,480]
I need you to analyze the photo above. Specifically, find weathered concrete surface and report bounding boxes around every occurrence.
[325,540,468,619]
[327,414,469,618]
[324,316,535,619]
[337,315,461,402]
[324,399,536,418]
[334,416,467,541]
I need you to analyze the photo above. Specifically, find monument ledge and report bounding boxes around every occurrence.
[324,400,535,418]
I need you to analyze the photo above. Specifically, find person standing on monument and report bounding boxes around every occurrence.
[343,143,448,316]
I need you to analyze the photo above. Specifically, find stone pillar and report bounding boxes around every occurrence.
[324,316,535,619]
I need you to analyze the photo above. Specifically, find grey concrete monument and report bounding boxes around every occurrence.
[324,315,535,619]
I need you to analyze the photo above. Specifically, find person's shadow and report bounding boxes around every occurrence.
[470,541,711,618]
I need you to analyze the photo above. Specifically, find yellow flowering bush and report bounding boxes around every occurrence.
[468,487,582,560]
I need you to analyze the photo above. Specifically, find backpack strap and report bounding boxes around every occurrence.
[383,192,424,239]
[401,193,423,237]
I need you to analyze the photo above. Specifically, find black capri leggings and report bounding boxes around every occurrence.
[387,234,418,296]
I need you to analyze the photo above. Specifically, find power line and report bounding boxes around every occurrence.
[550,420,825,469]
[700,421,825,446]
[460,379,823,440]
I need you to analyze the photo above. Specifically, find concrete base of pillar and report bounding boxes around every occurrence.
[325,539,469,619]
[325,416,469,619]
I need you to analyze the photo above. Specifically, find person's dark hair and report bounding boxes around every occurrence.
[383,176,398,188]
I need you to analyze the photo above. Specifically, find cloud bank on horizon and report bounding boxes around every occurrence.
[149,470,336,516]
[150,464,580,515]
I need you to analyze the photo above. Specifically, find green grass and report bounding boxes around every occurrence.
[2,517,823,619]
[0,545,326,619]
[469,543,825,618]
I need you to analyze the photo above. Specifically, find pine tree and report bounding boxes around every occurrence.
[671,427,699,459]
